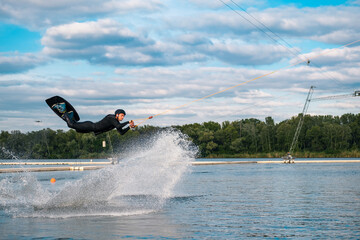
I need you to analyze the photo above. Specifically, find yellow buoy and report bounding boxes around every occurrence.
[50,178,56,183]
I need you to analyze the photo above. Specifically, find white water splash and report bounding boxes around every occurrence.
[1,146,21,160]
[0,129,196,218]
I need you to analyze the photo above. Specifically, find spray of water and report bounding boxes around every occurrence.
[0,129,197,218]
[1,146,20,160]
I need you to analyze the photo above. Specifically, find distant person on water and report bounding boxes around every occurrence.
[62,108,135,135]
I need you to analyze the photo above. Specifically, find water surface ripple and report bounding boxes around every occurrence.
[1,159,359,239]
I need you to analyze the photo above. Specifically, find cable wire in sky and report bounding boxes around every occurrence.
[219,0,345,87]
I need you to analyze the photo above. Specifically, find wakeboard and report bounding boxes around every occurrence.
[45,96,80,122]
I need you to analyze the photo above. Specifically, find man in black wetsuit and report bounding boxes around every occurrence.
[64,109,135,135]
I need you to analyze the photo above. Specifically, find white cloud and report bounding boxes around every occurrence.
[188,0,264,9]
[0,53,48,74]
[315,101,360,111]
[295,45,360,67]
[41,19,209,66]
[24,3,360,69]
[167,5,360,45]
[40,19,296,67]
[0,0,163,29]
[200,39,292,65]
[1,1,360,132]
[0,61,358,131]
[42,19,151,49]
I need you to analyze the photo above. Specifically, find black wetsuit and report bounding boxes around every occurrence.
[66,114,130,135]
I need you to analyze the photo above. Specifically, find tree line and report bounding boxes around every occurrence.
[1,113,360,159]
[176,113,360,158]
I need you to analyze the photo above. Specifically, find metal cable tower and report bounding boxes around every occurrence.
[288,86,315,158]
[284,88,359,163]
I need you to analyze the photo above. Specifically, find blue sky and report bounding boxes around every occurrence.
[0,0,360,132]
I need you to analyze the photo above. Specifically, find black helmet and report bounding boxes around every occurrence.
[115,109,126,116]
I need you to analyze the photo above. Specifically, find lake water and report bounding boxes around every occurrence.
[1,130,360,239]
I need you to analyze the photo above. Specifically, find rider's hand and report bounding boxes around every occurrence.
[129,120,135,128]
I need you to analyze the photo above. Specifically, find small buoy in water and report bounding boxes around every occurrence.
[50,178,56,183]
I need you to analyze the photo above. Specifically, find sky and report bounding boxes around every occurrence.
[0,0,360,132]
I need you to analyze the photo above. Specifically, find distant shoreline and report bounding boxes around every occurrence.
[206,150,360,159]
